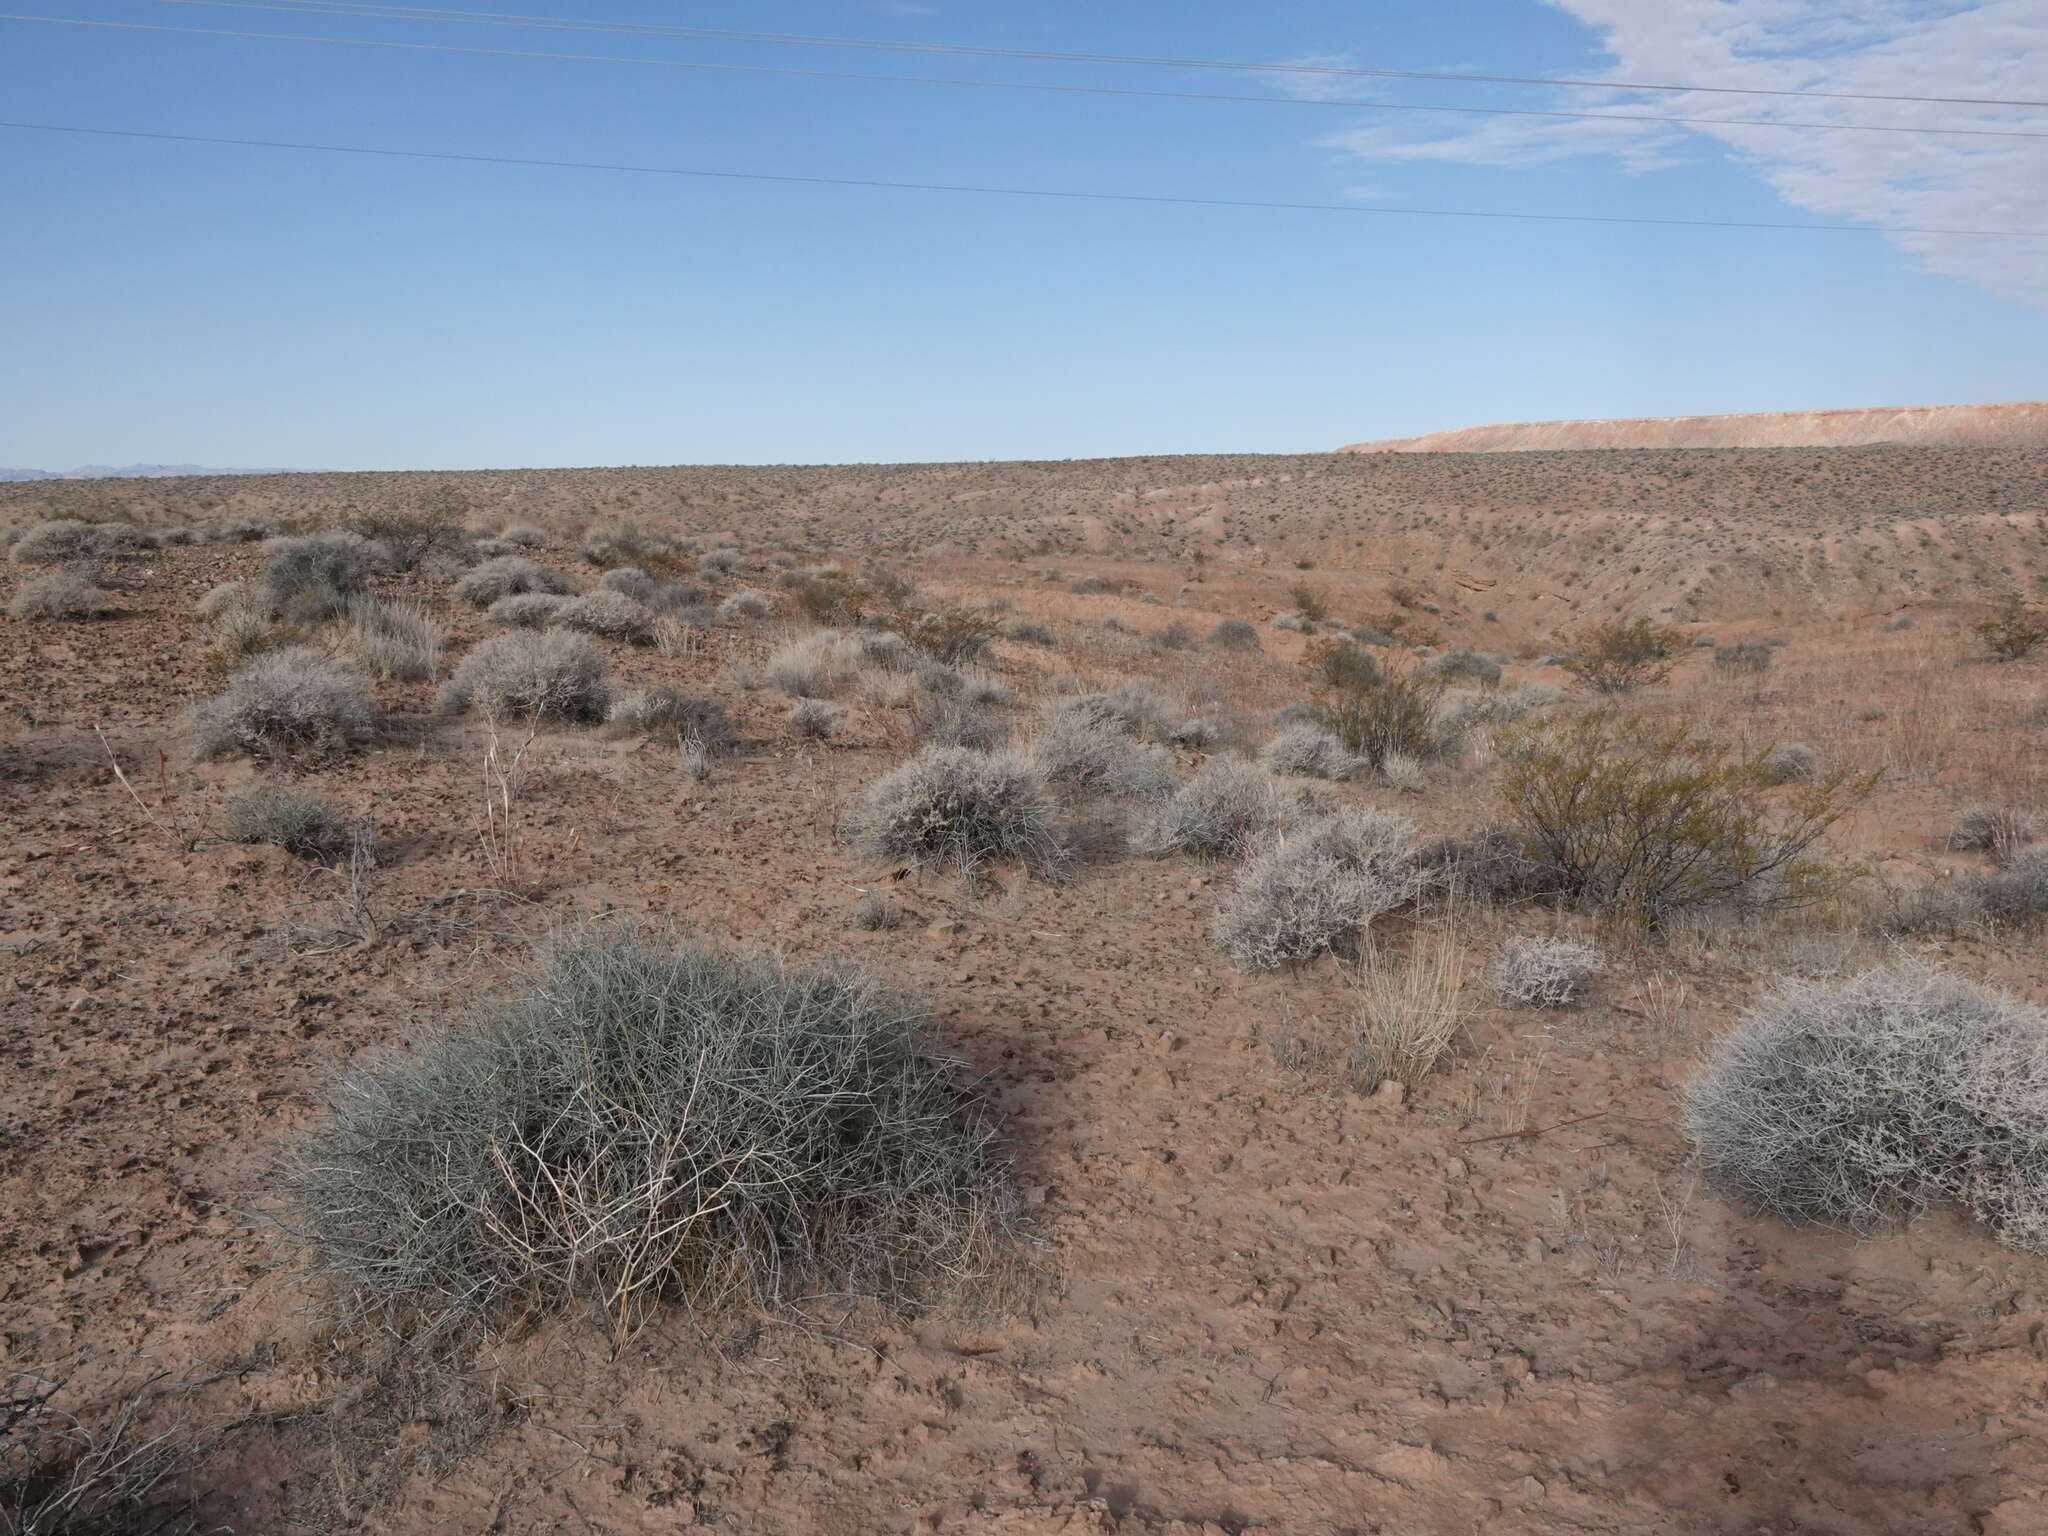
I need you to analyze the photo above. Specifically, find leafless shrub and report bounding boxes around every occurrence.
[1260,725,1360,781]
[191,647,377,760]
[851,895,901,931]
[453,556,572,609]
[1136,759,1312,860]
[204,512,283,543]
[1031,712,1174,799]
[436,631,609,724]
[1488,935,1602,1008]
[919,697,1009,750]
[1214,809,1419,971]
[1948,805,2038,856]
[603,686,731,751]
[547,590,657,645]
[842,746,1068,876]
[1683,966,2048,1253]
[787,698,843,740]
[499,523,547,547]
[8,569,109,620]
[717,588,772,622]
[275,926,1015,1337]
[225,784,363,863]
[258,533,374,622]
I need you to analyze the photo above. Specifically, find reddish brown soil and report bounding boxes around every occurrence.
[4,454,2048,1534]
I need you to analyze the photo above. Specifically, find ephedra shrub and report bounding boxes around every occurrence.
[277,927,1015,1336]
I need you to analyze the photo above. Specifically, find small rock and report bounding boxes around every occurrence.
[926,919,965,940]
[1373,1079,1408,1109]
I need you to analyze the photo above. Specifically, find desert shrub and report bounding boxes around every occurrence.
[1497,711,1877,926]
[598,565,705,616]
[1973,844,2048,923]
[0,1366,225,1536]
[1288,583,1329,623]
[436,631,609,724]
[224,784,359,862]
[1351,624,1396,648]
[1068,576,1117,596]
[961,674,1011,707]
[1007,619,1055,646]
[1414,825,1555,905]
[547,591,657,645]
[345,594,442,682]
[787,698,842,740]
[1151,621,1194,652]
[1271,614,1307,633]
[192,647,377,760]
[787,568,872,625]
[1488,935,1602,1008]
[767,630,868,698]
[1214,809,1419,971]
[697,548,742,578]
[1047,680,1176,741]
[842,746,1068,875]
[882,606,1002,665]
[1207,618,1260,650]
[718,588,772,622]
[453,556,572,609]
[1431,649,1501,686]
[1948,805,2037,855]
[1682,967,2048,1252]
[1168,717,1218,748]
[205,512,283,543]
[850,895,901,931]
[1714,641,1774,676]
[7,569,108,620]
[499,523,547,547]
[603,686,731,750]
[920,697,1009,750]
[1558,617,1685,695]
[1137,759,1310,860]
[913,659,962,697]
[484,592,569,629]
[276,927,1013,1334]
[1260,725,1359,781]
[1031,713,1174,799]
[581,521,682,570]
[1302,639,1449,771]
[258,533,379,622]
[11,521,111,565]
[1973,598,2048,662]
[344,507,465,572]
[1760,743,1817,784]
[194,581,251,622]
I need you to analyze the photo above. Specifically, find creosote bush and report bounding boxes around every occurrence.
[1299,639,1449,772]
[436,631,609,724]
[1488,935,1602,1008]
[882,606,1003,665]
[1496,710,1876,926]
[1214,809,1418,971]
[225,784,359,863]
[1558,616,1685,695]
[277,927,1014,1335]
[1972,597,2048,662]
[842,746,1068,876]
[192,647,377,760]
[1683,967,2048,1253]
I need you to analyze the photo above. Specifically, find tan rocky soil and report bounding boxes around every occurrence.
[4,449,2048,1534]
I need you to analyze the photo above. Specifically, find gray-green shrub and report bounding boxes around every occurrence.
[842,746,1068,875]
[453,556,572,609]
[191,648,377,760]
[436,631,609,724]
[224,784,359,862]
[1214,810,1418,971]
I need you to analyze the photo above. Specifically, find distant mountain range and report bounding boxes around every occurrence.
[0,464,302,481]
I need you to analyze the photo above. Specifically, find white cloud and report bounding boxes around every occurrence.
[1313,0,2048,305]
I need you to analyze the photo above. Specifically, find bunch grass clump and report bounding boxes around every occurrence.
[842,746,1068,876]
[1683,966,2048,1253]
[345,594,442,682]
[224,784,361,863]
[276,927,1015,1336]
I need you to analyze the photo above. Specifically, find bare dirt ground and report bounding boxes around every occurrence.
[4,446,2048,1534]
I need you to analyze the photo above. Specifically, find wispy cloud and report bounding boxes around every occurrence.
[1313,0,2048,305]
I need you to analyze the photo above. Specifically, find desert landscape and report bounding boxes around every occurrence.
[4,426,2048,1536]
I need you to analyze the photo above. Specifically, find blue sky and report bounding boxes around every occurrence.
[4,0,2045,468]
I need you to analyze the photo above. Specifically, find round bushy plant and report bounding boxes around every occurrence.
[277,927,1014,1334]
[436,630,609,724]
[842,746,1068,875]
[191,647,377,760]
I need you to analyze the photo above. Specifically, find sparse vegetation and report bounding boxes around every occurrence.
[225,784,361,862]
[1972,597,2048,662]
[1138,759,1309,860]
[192,647,377,760]
[842,746,1068,875]
[547,590,657,645]
[7,569,108,620]
[1488,935,1602,1008]
[454,555,573,609]
[1214,809,1418,971]
[437,631,609,724]
[1558,616,1685,695]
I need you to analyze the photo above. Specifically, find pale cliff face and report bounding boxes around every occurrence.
[1340,401,2048,453]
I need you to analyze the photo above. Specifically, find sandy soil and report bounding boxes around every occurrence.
[4,450,2048,1534]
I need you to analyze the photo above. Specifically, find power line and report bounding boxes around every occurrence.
[4,119,2043,238]
[147,0,2048,111]
[12,12,2045,142]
